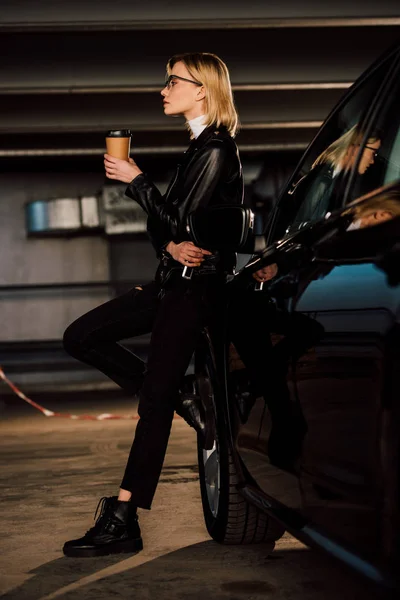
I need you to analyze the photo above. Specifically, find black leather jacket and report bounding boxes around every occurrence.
[125,124,243,284]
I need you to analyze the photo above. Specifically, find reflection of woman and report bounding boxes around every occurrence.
[350,188,400,229]
[311,123,381,175]
[62,52,243,557]
[229,279,324,470]
[290,125,381,225]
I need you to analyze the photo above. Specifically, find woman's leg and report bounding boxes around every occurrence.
[120,279,217,509]
[62,282,160,394]
[63,278,219,557]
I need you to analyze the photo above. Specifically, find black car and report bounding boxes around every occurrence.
[191,42,400,592]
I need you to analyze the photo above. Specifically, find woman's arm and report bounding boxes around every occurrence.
[166,240,210,266]
[125,141,229,240]
[104,155,143,183]
[104,155,211,266]
[105,154,169,252]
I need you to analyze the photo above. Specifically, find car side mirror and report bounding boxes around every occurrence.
[186,205,256,252]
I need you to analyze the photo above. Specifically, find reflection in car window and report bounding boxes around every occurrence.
[347,185,400,230]
[346,74,400,206]
[270,53,395,243]
[288,124,381,231]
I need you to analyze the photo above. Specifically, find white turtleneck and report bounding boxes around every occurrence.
[187,114,207,139]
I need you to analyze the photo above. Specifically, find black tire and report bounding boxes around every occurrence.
[196,364,285,545]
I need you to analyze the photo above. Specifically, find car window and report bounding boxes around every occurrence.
[269,52,397,243]
[344,70,400,206]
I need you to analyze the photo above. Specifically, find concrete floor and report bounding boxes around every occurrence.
[0,390,385,600]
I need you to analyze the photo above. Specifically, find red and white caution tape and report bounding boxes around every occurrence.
[0,366,181,421]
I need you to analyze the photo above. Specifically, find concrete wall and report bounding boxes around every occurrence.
[0,172,111,340]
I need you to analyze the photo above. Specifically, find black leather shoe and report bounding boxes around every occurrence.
[176,376,206,435]
[176,393,206,437]
[63,496,143,557]
[176,375,215,450]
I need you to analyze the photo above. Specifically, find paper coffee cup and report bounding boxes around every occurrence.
[106,129,131,160]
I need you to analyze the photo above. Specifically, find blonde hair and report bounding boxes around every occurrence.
[312,124,380,169]
[354,188,400,220]
[166,52,239,137]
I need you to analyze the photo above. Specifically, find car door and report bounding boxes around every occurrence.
[291,217,400,563]
[227,44,400,559]
[290,63,400,562]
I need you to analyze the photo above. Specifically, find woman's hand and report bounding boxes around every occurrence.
[104,155,143,183]
[252,263,278,283]
[166,241,212,267]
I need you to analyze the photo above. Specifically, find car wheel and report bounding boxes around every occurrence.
[196,366,285,545]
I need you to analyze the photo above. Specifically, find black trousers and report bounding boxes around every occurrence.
[63,275,220,509]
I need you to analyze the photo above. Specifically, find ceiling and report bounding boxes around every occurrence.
[1,1,400,165]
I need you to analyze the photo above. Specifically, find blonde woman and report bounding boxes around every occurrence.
[62,53,243,557]
[312,123,381,175]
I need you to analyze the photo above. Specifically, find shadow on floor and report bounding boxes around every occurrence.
[1,540,390,600]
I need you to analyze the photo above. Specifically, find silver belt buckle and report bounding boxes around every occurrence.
[182,266,194,280]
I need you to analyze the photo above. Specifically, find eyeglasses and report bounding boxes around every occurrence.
[364,145,379,158]
[164,74,203,90]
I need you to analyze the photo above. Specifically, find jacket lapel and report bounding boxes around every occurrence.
[184,124,226,155]
[165,125,226,202]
